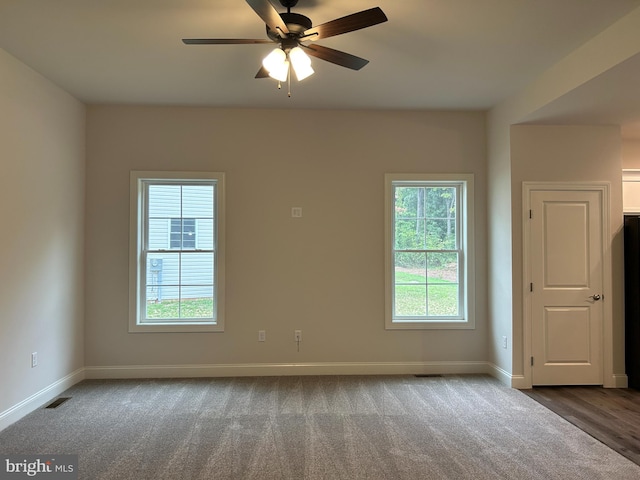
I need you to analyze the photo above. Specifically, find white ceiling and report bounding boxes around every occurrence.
[1,0,639,132]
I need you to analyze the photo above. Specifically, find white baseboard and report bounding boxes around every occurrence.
[485,363,529,389]
[85,361,493,379]
[510,375,529,389]
[607,373,629,388]
[486,363,513,387]
[0,368,85,432]
[495,371,628,390]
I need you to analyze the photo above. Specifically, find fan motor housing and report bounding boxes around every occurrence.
[266,12,313,40]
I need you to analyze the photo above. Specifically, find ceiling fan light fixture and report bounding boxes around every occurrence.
[183,2,389,91]
[263,49,289,82]
[268,59,290,82]
[262,48,287,72]
[289,46,314,81]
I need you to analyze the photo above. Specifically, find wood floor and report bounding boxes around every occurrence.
[523,386,640,466]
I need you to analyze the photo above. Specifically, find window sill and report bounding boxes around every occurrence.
[128,322,223,333]
[385,320,475,330]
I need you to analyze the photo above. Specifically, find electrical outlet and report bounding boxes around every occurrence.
[31,352,38,368]
[258,330,266,342]
[502,336,508,349]
[294,330,302,342]
[291,207,302,218]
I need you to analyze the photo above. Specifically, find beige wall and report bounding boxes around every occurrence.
[623,139,640,168]
[486,6,640,386]
[510,125,624,383]
[486,110,514,377]
[84,106,487,370]
[0,48,85,423]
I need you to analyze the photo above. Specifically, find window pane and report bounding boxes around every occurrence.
[148,253,179,285]
[146,285,180,319]
[170,219,182,248]
[427,284,459,316]
[427,252,458,284]
[148,185,181,218]
[197,218,214,249]
[145,287,214,320]
[181,252,214,285]
[182,185,214,218]
[426,219,456,249]
[395,285,426,316]
[395,267,426,285]
[180,286,214,318]
[170,219,197,249]
[182,219,196,249]
[395,219,425,249]
[183,219,196,232]
[395,252,426,291]
[425,187,455,216]
[149,218,169,249]
[394,252,426,274]
[147,254,165,289]
[394,187,420,218]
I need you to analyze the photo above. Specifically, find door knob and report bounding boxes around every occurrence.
[589,294,601,301]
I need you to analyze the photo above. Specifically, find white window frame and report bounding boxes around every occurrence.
[385,173,475,330]
[129,171,225,333]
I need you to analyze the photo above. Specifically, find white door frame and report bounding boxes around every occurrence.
[522,182,615,388]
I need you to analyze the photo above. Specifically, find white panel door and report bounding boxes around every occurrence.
[530,190,604,385]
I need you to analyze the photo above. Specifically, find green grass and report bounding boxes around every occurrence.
[146,271,457,319]
[395,271,430,283]
[394,270,458,316]
[146,298,214,319]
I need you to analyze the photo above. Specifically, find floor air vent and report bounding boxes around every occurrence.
[45,397,71,409]
[414,374,443,378]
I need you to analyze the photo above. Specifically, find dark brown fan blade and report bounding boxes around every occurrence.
[246,0,289,38]
[301,44,369,70]
[255,65,270,78]
[302,7,387,41]
[182,39,273,45]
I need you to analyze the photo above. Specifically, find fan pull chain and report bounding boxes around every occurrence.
[274,62,293,97]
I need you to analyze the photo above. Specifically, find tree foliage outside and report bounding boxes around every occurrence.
[394,186,456,261]
[393,185,460,317]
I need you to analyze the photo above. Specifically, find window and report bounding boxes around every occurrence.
[170,218,196,249]
[385,174,474,329]
[129,171,225,332]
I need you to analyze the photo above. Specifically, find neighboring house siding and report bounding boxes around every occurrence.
[146,185,214,301]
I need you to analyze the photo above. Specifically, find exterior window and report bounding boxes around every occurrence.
[170,218,196,249]
[129,171,225,333]
[385,174,474,329]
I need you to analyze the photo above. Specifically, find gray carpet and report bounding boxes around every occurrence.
[1,375,639,479]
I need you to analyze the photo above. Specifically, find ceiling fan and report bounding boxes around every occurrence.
[182,0,388,85]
